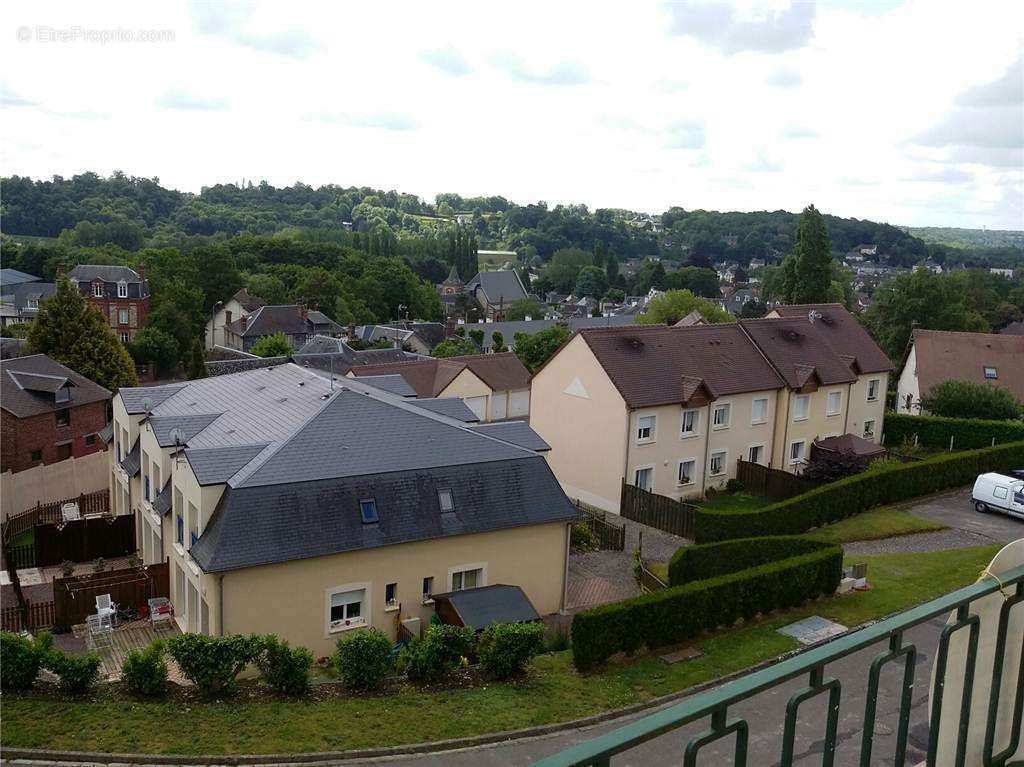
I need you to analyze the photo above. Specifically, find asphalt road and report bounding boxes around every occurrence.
[900,487,1023,543]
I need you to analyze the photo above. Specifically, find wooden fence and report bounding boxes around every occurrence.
[35,515,136,568]
[735,459,818,501]
[620,481,696,539]
[1,489,110,544]
[1,600,55,633]
[53,561,169,629]
[572,499,626,551]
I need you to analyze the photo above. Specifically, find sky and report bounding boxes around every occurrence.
[1,0,1022,230]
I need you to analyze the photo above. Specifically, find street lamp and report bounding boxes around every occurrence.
[210,301,223,348]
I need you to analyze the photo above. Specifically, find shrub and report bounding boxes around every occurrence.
[571,543,843,671]
[919,380,1022,421]
[122,640,169,696]
[667,536,832,587]
[48,651,102,695]
[478,622,545,679]
[570,522,599,552]
[255,635,313,695]
[400,624,475,683]
[545,625,571,652]
[725,478,744,493]
[884,413,1024,450]
[335,628,393,690]
[695,440,1024,542]
[166,633,259,696]
[0,631,54,691]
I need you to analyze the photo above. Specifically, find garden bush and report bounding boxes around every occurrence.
[695,440,1024,542]
[884,413,1024,450]
[122,640,169,696]
[166,633,259,696]
[570,522,600,552]
[478,622,546,679]
[335,628,393,690]
[0,631,54,691]
[400,624,475,683]
[255,635,313,695]
[571,543,843,671]
[668,536,833,587]
[918,380,1022,422]
[47,651,102,695]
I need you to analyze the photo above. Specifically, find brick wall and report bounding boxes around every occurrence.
[84,296,149,342]
[1,400,109,474]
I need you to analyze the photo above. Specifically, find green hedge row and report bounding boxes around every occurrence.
[571,541,842,671]
[668,536,830,586]
[884,413,1024,450]
[695,440,1024,543]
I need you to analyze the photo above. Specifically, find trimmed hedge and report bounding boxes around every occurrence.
[572,541,842,671]
[668,536,830,586]
[884,413,1024,450]
[695,440,1024,543]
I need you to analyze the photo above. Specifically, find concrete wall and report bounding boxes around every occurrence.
[1,449,110,522]
[219,521,570,657]
[529,334,629,511]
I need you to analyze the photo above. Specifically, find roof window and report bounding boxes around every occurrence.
[438,489,455,513]
[360,498,379,524]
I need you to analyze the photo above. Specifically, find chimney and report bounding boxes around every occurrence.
[240,315,248,331]
[347,322,356,340]
[445,316,456,338]
[298,302,308,322]
[137,261,146,282]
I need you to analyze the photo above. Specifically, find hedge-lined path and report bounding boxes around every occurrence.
[845,487,1022,556]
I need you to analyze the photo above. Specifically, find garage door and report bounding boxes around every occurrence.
[464,396,488,421]
[509,389,530,417]
[490,391,508,420]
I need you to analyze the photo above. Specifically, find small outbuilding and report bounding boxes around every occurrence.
[431,584,541,632]
[812,433,887,462]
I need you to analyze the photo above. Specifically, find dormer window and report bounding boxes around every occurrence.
[117,281,128,298]
[93,282,104,298]
[55,387,70,405]
[26,298,38,309]
[984,366,998,380]
[360,499,379,524]
[438,489,455,513]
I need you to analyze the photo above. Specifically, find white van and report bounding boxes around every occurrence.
[972,472,1024,519]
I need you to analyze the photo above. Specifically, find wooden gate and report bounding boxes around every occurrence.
[620,481,696,539]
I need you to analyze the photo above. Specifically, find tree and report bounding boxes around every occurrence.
[782,204,833,303]
[491,331,507,353]
[194,244,242,312]
[605,250,620,284]
[506,298,544,321]
[28,277,137,390]
[514,324,570,373]
[247,273,289,305]
[250,332,292,358]
[919,380,1022,420]
[543,248,593,293]
[574,265,608,298]
[666,266,720,297]
[518,266,532,292]
[604,287,626,303]
[187,338,207,380]
[433,337,478,357]
[640,290,733,326]
[145,302,196,366]
[468,328,485,347]
[739,299,769,318]
[130,327,180,378]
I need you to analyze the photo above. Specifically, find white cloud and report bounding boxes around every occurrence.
[765,66,802,88]
[488,52,591,86]
[420,44,471,77]
[190,2,322,59]
[156,89,227,111]
[665,1,817,54]
[305,111,419,131]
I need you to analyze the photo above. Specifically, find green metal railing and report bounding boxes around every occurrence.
[534,563,1024,767]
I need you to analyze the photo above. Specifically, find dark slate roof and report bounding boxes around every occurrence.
[407,398,479,422]
[121,441,141,477]
[0,338,29,360]
[152,479,173,516]
[769,304,893,373]
[813,433,886,457]
[468,270,528,306]
[412,322,446,349]
[98,423,114,444]
[119,383,188,414]
[739,318,859,388]
[468,421,550,452]
[225,305,311,337]
[307,310,344,334]
[0,268,42,291]
[10,281,56,311]
[191,455,579,572]
[68,264,144,284]
[1,354,112,418]
[431,585,540,630]
[579,324,785,408]
[232,287,265,312]
[147,413,223,447]
[204,356,288,377]
[185,444,269,486]
[353,374,417,398]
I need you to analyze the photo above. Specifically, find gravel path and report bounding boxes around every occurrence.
[842,528,996,555]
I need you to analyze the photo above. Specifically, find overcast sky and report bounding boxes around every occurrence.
[2,1,1022,229]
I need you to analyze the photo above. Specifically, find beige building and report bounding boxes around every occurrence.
[109,365,573,656]
[205,288,265,350]
[530,304,893,512]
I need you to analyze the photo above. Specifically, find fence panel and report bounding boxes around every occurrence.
[620,481,696,539]
[34,514,135,568]
[53,561,169,629]
[0,600,55,632]
[1,489,110,545]
[572,500,626,551]
[736,459,818,501]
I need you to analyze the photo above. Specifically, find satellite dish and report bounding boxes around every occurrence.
[808,310,822,324]
[141,397,153,414]
[168,427,185,446]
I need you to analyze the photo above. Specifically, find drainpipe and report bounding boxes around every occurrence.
[218,574,225,637]
[843,382,853,435]
[701,401,713,497]
[622,408,632,495]
[780,389,792,470]
[559,523,570,615]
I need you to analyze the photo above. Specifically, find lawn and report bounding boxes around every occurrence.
[804,507,947,544]
[697,492,770,514]
[0,545,1001,756]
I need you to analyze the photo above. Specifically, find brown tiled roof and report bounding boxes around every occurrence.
[579,324,785,409]
[814,433,886,457]
[447,353,531,392]
[232,287,265,312]
[739,318,858,389]
[909,330,1024,403]
[769,304,893,373]
[350,353,531,397]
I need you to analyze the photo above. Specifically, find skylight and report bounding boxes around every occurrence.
[359,499,379,524]
[438,489,455,513]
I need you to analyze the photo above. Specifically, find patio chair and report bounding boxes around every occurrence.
[96,594,117,623]
[86,613,113,650]
[148,597,174,630]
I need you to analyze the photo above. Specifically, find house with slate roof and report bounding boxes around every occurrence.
[205,288,266,350]
[466,269,528,320]
[110,363,574,653]
[222,304,344,352]
[67,265,150,343]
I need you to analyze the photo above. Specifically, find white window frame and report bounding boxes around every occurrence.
[118,308,129,325]
[448,562,488,592]
[747,443,765,464]
[384,582,399,610]
[826,390,842,417]
[789,440,806,465]
[984,366,998,380]
[792,394,810,422]
[26,297,38,309]
[636,415,656,444]
[863,419,876,440]
[712,403,731,430]
[751,397,768,425]
[708,450,727,476]
[117,280,128,298]
[677,459,696,486]
[92,282,104,298]
[633,465,654,491]
[866,378,880,402]
[325,581,371,635]
[680,408,699,439]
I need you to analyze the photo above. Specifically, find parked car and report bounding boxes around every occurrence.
[972,472,1024,519]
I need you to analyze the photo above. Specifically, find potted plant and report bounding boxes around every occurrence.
[92,557,106,573]
[60,560,75,578]
[127,553,141,569]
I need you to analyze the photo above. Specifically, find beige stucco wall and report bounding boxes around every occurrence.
[218,521,570,657]
[847,372,888,443]
[438,368,494,421]
[771,385,852,471]
[529,334,629,511]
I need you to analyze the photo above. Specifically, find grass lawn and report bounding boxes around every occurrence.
[697,492,770,514]
[0,545,1000,756]
[804,507,947,545]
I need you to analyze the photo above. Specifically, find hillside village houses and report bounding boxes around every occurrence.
[530,304,891,512]
[109,363,576,655]
[222,303,345,352]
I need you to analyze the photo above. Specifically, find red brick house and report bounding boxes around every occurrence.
[67,264,150,343]
[1,354,112,474]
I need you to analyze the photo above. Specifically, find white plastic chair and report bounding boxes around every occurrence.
[95,594,117,621]
[86,613,113,649]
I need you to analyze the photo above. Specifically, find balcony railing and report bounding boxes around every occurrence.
[534,563,1024,767]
